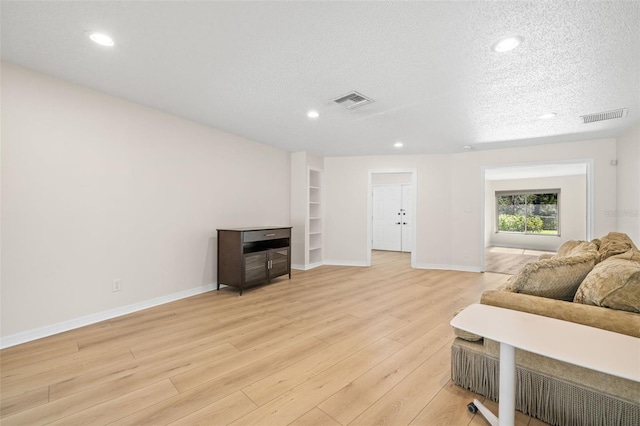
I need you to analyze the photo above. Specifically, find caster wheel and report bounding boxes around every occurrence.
[467,402,478,414]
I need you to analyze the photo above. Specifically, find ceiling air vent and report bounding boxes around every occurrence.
[332,91,374,109]
[580,108,628,124]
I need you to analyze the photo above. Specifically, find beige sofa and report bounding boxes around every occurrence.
[451,233,640,426]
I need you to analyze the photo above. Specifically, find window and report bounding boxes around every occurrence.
[496,190,559,235]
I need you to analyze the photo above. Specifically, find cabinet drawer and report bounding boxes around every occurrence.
[244,228,290,242]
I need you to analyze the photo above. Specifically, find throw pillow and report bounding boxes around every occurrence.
[574,259,640,314]
[598,232,639,262]
[555,239,600,258]
[555,240,584,257]
[505,254,596,301]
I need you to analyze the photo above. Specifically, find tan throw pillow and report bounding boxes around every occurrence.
[598,232,639,262]
[505,255,596,301]
[555,240,600,258]
[574,259,640,314]
[555,240,584,257]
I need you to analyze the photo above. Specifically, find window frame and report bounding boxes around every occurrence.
[495,189,561,236]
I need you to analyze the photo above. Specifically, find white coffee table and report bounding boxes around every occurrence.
[450,303,640,426]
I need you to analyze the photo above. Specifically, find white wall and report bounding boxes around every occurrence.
[454,140,616,269]
[1,63,291,344]
[616,125,640,243]
[486,175,587,251]
[324,155,453,268]
[324,139,617,271]
[371,173,412,185]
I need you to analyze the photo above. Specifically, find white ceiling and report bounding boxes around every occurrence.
[1,1,639,156]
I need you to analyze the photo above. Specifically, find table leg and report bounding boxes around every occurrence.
[469,342,515,426]
[498,342,516,426]
[472,398,498,426]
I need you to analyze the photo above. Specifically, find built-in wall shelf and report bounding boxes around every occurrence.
[308,169,323,266]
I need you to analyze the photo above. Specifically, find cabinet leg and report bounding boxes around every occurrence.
[217,283,220,291]
[239,288,243,296]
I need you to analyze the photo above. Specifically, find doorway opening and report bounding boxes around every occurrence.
[367,169,417,267]
[481,160,593,273]
[372,183,413,252]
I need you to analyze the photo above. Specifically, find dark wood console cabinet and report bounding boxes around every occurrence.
[217,227,292,295]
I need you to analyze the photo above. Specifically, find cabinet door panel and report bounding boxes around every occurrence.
[244,252,268,285]
[269,248,289,278]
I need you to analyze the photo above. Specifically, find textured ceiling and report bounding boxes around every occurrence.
[1,1,639,156]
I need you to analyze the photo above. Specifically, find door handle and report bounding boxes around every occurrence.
[265,233,276,237]
[403,222,407,225]
[395,222,401,225]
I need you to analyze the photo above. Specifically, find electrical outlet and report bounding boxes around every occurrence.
[112,278,122,292]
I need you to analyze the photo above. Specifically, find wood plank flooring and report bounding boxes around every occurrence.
[1,250,549,425]
[484,247,554,275]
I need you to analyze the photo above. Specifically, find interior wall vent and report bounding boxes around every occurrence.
[580,108,627,124]
[332,91,374,109]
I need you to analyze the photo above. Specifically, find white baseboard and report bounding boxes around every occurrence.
[323,260,368,267]
[413,263,483,273]
[291,262,324,271]
[306,261,324,270]
[0,283,217,349]
[1,260,484,348]
[489,242,557,252]
[300,260,480,272]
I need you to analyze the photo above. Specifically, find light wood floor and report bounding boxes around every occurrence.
[484,247,554,275]
[1,251,549,426]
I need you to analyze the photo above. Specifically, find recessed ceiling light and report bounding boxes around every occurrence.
[537,112,557,120]
[306,110,319,119]
[491,36,523,53]
[462,145,472,151]
[88,32,115,47]
[394,142,403,148]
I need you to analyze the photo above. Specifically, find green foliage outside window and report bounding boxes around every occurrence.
[496,192,558,235]
[498,214,544,233]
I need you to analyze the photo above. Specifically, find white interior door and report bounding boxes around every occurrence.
[372,185,413,252]
[401,184,413,253]
[372,186,402,251]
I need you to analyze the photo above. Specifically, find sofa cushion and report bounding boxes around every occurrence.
[538,239,599,261]
[574,258,640,314]
[481,289,640,338]
[598,232,639,262]
[505,254,596,301]
[556,239,600,258]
